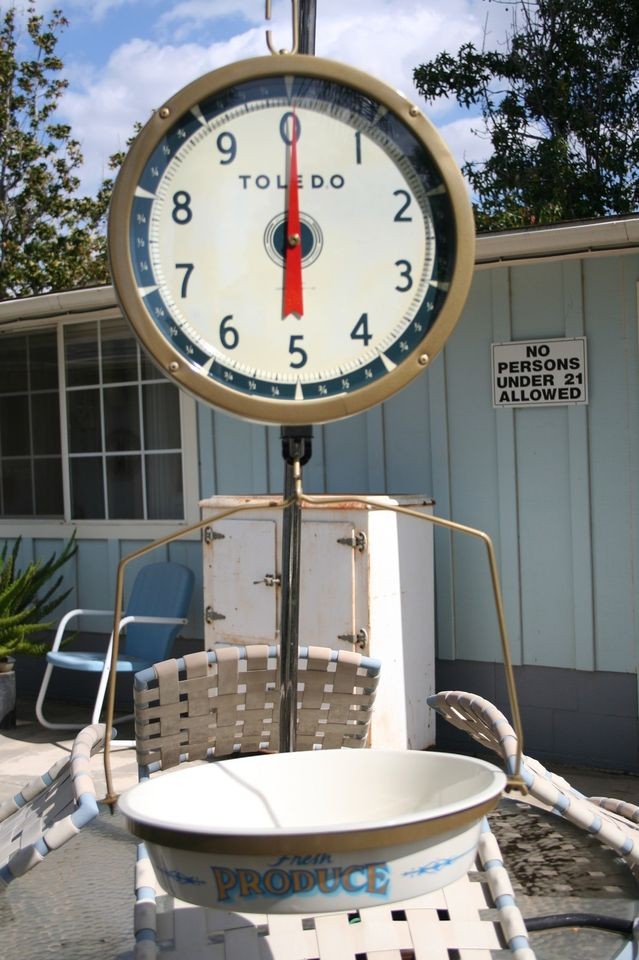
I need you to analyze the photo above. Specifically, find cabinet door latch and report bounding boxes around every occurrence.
[253,573,282,587]
[336,530,367,552]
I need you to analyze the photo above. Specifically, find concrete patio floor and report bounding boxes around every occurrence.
[1,696,638,960]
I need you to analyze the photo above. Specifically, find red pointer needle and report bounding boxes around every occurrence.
[283,114,303,318]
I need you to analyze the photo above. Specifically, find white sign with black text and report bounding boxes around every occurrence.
[492,337,588,408]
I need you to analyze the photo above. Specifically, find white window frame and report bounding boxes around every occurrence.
[0,303,200,541]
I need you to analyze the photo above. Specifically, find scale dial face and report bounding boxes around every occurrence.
[108,55,475,425]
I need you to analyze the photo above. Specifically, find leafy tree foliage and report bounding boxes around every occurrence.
[414,0,639,230]
[0,4,111,299]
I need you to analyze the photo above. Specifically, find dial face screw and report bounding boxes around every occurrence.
[409,105,420,117]
[287,233,301,247]
[159,107,170,119]
[418,353,430,366]
[169,361,180,372]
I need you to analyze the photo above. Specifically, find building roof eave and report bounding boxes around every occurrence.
[0,285,118,326]
[475,213,639,266]
[0,215,638,323]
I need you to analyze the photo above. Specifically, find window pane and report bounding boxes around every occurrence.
[104,385,140,451]
[145,453,184,519]
[2,459,33,515]
[67,389,102,453]
[34,458,63,515]
[70,457,105,519]
[143,383,181,450]
[106,455,142,518]
[102,317,138,383]
[65,323,99,387]
[32,393,61,455]
[141,349,160,381]
[30,331,59,390]
[0,396,30,456]
[0,335,28,394]
[59,318,185,521]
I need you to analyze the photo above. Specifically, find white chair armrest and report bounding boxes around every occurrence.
[50,609,115,652]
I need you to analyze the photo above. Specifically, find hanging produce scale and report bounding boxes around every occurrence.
[106,0,524,914]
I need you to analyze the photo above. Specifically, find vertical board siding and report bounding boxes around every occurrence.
[516,406,575,667]
[564,259,596,671]
[30,250,635,681]
[584,256,639,673]
[75,539,112,620]
[426,352,455,659]
[194,251,638,677]
[509,262,578,669]
[323,415,372,493]
[491,269,523,665]
[445,274,503,662]
[383,372,433,494]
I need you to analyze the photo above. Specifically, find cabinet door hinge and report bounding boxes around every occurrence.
[203,527,225,544]
[337,628,368,649]
[336,530,367,552]
[205,605,226,623]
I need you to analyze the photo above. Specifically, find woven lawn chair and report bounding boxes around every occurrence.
[134,644,381,771]
[133,817,535,959]
[129,647,536,959]
[0,723,104,887]
[428,691,639,878]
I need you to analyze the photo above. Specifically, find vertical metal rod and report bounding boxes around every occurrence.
[298,0,317,54]
[279,427,313,752]
[279,453,302,753]
[276,1,316,754]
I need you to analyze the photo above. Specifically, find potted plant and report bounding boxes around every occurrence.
[0,534,77,728]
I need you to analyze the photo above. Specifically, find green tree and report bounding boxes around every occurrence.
[414,0,639,231]
[0,3,111,299]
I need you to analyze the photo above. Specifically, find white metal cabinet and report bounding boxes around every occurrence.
[199,495,435,749]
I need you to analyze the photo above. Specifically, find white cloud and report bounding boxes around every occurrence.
[57,0,506,193]
[439,114,491,167]
[63,33,264,187]
[89,0,143,21]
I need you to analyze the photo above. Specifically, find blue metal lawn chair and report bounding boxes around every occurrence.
[35,561,194,731]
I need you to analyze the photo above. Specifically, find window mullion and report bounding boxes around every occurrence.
[58,322,72,521]
[26,338,36,515]
[138,345,148,520]
[97,320,109,520]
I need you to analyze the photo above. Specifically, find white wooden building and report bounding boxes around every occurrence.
[1,214,638,770]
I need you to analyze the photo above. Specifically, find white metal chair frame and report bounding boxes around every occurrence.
[128,650,536,959]
[132,816,536,959]
[0,723,104,886]
[428,691,639,878]
[133,644,382,772]
[35,608,188,731]
[36,560,194,732]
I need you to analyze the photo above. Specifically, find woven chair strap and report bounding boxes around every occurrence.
[135,645,380,772]
[429,690,639,873]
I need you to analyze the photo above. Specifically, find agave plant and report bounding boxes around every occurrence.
[0,535,77,664]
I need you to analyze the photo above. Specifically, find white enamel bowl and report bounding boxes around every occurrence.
[119,749,505,914]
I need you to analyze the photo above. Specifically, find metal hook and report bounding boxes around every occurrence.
[265,0,299,55]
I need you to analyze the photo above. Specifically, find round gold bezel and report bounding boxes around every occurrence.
[108,54,475,425]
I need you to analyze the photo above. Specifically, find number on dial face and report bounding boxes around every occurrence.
[112,58,472,423]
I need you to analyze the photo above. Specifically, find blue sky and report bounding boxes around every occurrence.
[24,0,510,194]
